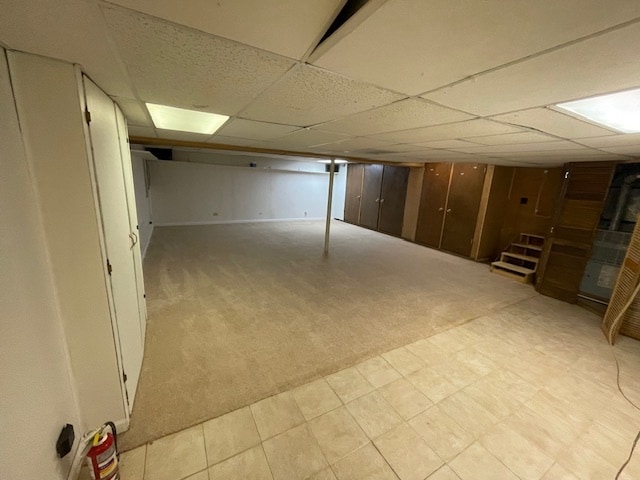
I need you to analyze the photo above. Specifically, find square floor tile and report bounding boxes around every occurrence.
[452,348,497,376]
[406,339,450,366]
[308,406,369,463]
[145,425,207,480]
[463,382,522,421]
[437,390,499,439]
[427,465,462,479]
[310,468,338,480]
[209,445,273,480]
[436,360,482,388]
[262,424,328,480]
[346,391,402,439]
[356,356,402,388]
[119,445,145,480]
[502,407,575,457]
[184,471,210,480]
[292,378,342,421]
[326,367,375,403]
[251,391,305,440]
[374,423,442,480]
[203,406,261,465]
[378,378,432,420]
[450,442,518,480]
[540,463,579,479]
[382,347,425,376]
[406,367,458,403]
[428,329,475,353]
[409,406,474,461]
[480,422,554,480]
[332,444,398,480]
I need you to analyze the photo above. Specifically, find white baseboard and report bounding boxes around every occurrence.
[155,217,326,227]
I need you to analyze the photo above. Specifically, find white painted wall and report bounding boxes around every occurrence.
[148,156,347,226]
[8,52,126,431]
[0,49,80,480]
[131,152,154,258]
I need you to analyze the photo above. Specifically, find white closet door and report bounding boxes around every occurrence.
[115,108,148,340]
[84,78,143,411]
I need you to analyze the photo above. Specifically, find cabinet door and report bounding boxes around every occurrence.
[359,164,384,230]
[85,77,143,411]
[536,162,616,303]
[378,165,410,236]
[115,108,147,341]
[415,163,452,248]
[344,164,364,225]
[441,163,486,257]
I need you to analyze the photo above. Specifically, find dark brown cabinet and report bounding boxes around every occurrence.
[416,162,486,257]
[360,164,385,229]
[344,163,364,225]
[378,165,410,235]
[343,163,409,237]
[415,163,452,248]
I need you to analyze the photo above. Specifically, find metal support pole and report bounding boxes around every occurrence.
[324,158,336,254]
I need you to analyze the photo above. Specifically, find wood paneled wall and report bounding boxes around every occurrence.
[499,167,563,252]
[473,166,514,260]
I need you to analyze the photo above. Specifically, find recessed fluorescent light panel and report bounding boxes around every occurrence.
[146,103,229,135]
[318,159,349,164]
[555,88,640,133]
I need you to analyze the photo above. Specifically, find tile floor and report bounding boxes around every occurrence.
[81,295,640,480]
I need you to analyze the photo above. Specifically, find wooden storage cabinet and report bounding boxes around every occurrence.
[343,163,409,237]
[344,163,364,224]
[416,162,486,257]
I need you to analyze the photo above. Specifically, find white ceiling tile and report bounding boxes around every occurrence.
[489,148,621,158]
[112,97,152,126]
[0,0,134,97]
[576,133,640,148]
[107,0,344,60]
[490,108,617,138]
[371,119,524,143]
[216,119,300,140]
[423,22,640,116]
[449,141,585,154]
[267,128,352,150]
[413,139,480,149]
[240,64,403,126]
[127,125,157,138]
[312,0,640,95]
[103,5,295,116]
[311,137,396,153]
[595,145,640,156]
[493,152,629,164]
[313,98,474,136]
[465,131,557,146]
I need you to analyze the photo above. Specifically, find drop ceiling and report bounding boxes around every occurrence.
[2,0,640,166]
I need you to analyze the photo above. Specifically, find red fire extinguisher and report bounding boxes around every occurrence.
[86,422,120,480]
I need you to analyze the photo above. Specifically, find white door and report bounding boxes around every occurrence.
[115,108,148,340]
[84,78,143,411]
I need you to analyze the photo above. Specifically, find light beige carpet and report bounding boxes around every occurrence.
[120,220,537,450]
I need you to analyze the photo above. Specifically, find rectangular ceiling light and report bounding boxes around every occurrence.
[146,103,229,135]
[555,88,640,133]
[318,159,349,164]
